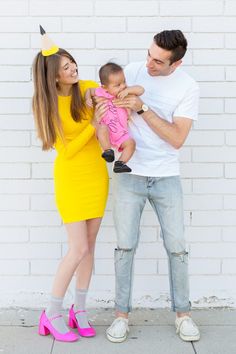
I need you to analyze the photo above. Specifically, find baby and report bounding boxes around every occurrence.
[85,62,144,173]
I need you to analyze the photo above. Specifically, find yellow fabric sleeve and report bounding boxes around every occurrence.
[54,124,95,159]
[80,80,99,93]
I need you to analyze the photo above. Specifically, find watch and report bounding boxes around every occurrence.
[137,103,149,115]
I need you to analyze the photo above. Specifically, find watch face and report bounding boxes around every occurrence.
[142,104,149,112]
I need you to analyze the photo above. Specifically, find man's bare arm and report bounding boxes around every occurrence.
[142,110,192,149]
[113,95,192,149]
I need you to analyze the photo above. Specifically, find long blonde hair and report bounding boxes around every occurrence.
[32,48,85,150]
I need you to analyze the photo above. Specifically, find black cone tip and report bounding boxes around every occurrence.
[39,25,46,35]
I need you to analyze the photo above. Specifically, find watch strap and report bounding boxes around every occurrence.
[136,109,144,115]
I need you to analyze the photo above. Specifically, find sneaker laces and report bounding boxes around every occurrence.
[108,317,129,336]
[176,316,198,335]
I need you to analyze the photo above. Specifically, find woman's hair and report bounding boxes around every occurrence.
[153,30,187,65]
[32,48,85,150]
[99,62,123,85]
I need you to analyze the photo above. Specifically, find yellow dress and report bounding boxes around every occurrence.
[54,80,109,223]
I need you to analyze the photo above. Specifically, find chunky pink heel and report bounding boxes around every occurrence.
[38,310,79,342]
[68,305,96,337]
[38,319,50,336]
[68,315,77,329]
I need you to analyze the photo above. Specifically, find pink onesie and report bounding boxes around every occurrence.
[95,87,131,151]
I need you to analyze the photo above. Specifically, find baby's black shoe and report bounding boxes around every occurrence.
[113,161,132,173]
[102,149,115,162]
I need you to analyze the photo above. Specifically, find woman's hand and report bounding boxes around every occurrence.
[92,95,107,105]
[84,88,94,107]
[113,95,143,112]
[85,97,93,108]
[91,100,108,128]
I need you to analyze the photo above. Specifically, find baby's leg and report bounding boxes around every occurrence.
[96,124,111,151]
[97,124,115,163]
[113,138,135,173]
[119,138,136,163]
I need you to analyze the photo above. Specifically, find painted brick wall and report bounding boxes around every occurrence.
[0,0,236,308]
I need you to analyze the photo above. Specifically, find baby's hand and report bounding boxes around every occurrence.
[117,88,129,100]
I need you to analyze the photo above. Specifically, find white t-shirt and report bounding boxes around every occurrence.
[124,62,199,177]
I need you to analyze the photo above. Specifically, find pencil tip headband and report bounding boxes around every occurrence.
[39,25,46,35]
[39,24,59,57]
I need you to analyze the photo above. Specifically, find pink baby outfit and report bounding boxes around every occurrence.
[95,87,130,150]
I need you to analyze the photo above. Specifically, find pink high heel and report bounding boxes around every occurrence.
[68,305,96,337]
[38,310,79,342]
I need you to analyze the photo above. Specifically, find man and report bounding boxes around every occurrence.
[106,30,200,343]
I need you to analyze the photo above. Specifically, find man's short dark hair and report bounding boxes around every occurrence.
[153,30,187,65]
[99,62,123,85]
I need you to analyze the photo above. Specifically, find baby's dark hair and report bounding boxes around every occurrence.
[99,62,123,85]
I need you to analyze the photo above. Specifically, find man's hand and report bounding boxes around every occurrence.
[113,95,143,112]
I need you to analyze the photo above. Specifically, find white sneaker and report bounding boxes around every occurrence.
[106,317,129,343]
[175,316,200,341]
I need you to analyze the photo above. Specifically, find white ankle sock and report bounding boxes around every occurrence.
[74,289,90,328]
[46,296,68,334]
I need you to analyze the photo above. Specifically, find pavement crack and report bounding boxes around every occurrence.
[191,341,197,354]
[50,339,55,354]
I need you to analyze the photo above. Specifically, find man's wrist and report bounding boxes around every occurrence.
[137,103,149,115]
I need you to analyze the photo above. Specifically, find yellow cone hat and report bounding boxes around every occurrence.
[40,25,59,57]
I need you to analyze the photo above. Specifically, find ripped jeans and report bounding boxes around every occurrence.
[112,173,191,313]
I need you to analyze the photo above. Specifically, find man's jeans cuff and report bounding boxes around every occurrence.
[115,303,132,314]
[173,301,191,313]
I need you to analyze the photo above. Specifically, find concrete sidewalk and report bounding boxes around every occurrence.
[0,308,236,354]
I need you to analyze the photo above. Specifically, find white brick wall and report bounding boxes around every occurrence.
[0,0,236,309]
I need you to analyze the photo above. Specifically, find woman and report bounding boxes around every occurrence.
[32,32,109,342]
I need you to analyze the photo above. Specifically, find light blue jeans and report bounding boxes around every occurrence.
[112,173,191,313]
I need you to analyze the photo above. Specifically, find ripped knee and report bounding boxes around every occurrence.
[115,247,133,252]
[171,250,188,263]
[115,246,136,260]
